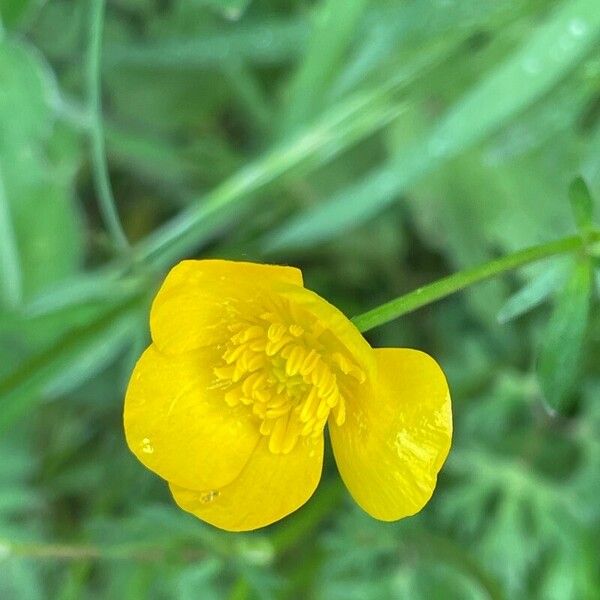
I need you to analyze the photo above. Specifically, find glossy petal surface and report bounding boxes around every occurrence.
[124,345,260,491]
[126,259,453,530]
[277,284,376,379]
[151,260,304,354]
[329,348,452,521]
[169,435,323,531]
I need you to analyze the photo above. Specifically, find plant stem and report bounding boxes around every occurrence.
[352,231,600,333]
[1,539,166,562]
[87,0,129,252]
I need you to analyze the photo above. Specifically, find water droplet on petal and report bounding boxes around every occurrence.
[200,490,220,503]
[141,437,154,454]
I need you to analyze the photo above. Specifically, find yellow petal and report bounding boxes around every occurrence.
[329,348,452,521]
[169,435,323,531]
[124,345,260,491]
[151,260,303,354]
[276,284,376,380]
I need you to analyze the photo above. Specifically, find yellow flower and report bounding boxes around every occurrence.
[124,260,452,531]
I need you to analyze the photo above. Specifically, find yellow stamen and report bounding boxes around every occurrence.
[213,313,364,454]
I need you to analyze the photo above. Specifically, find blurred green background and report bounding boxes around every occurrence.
[1,0,600,598]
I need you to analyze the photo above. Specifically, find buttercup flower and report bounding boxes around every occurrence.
[124,260,452,531]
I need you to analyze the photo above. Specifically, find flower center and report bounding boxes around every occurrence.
[213,309,365,454]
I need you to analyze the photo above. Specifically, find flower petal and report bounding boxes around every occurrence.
[169,435,323,531]
[124,344,261,491]
[329,348,452,521]
[151,260,304,354]
[276,284,376,380]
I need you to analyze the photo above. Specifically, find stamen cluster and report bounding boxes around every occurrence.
[213,307,365,454]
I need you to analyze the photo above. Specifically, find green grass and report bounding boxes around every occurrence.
[1,0,600,598]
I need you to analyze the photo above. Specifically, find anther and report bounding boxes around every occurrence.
[289,324,304,337]
[267,323,287,342]
[215,312,361,454]
[285,346,305,376]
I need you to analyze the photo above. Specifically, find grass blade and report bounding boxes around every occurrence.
[0,167,22,308]
[87,0,129,252]
[106,18,309,69]
[269,0,600,249]
[537,257,593,412]
[569,176,595,234]
[280,0,368,134]
[497,261,568,324]
[0,295,142,432]
[330,0,532,98]
[133,84,407,269]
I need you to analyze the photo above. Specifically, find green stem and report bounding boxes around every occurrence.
[87,0,129,252]
[0,539,167,562]
[352,231,600,333]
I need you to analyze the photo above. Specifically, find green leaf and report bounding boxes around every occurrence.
[11,180,84,298]
[106,18,309,69]
[569,176,595,233]
[497,262,567,324]
[280,0,368,134]
[330,0,533,98]
[0,39,82,300]
[0,0,44,30]
[203,0,252,20]
[0,38,55,142]
[135,82,406,269]
[0,168,21,308]
[262,38,455,253]
[0,295,142,432]
[537,258,593,412]
[269,0,600,249]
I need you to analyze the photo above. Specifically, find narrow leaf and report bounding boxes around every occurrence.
[537,258,593,412]
[106,18,308,69]
[569,176,595,233]
[497,262,567,324]
[269,0,600,249]
[135,84,405,269]
[281,0,368,134]
[0,168,21,308]
[204,0,251,20]
[0,295,142,432]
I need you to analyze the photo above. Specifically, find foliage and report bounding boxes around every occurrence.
[0,0,599,598]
